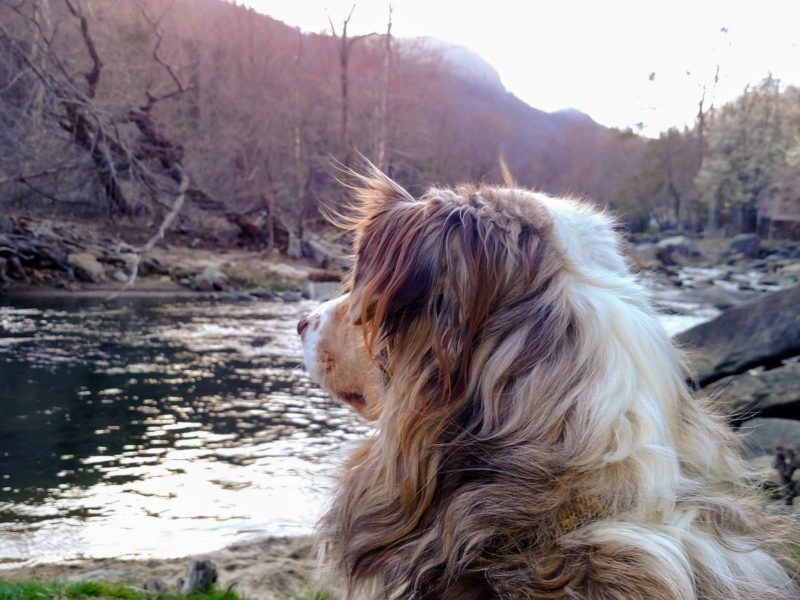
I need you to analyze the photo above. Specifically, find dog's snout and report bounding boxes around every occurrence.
[297,316,310,337]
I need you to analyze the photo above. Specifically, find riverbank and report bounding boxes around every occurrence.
[0,214,344,301]
[0,536,329,600]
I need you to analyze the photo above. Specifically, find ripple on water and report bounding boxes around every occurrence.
[0,297,368,566]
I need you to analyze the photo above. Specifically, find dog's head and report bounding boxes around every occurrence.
[299,167,627,428]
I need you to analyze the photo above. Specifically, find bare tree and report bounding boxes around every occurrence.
[376,4,392,171]
[328,4,372,168]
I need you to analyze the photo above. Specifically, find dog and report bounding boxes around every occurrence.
[298,167,800,599]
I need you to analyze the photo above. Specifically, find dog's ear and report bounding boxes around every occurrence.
[347,171,437,346]
[351,182,515,401]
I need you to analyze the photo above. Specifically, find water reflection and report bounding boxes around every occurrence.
[0,297,367,566]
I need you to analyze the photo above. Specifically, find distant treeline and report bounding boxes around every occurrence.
[0,0,798,242]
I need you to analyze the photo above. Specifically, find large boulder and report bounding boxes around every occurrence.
[706,359,800,420]
[676,284,800,385]
[67,252,106,282]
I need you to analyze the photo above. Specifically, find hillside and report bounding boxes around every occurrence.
[0,0,645,252]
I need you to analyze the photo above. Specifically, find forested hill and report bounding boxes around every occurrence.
[2,0,644,244]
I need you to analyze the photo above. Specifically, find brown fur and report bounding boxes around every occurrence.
[310,167,800,599]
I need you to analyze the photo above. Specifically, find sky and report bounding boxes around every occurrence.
[240,0,800,136]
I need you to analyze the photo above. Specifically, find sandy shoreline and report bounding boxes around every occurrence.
[0,535,330,599]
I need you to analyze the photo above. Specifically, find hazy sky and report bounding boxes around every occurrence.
[242,0,800,136]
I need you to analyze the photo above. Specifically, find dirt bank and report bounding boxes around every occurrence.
[0,536,334,600]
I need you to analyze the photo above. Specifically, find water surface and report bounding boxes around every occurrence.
[0,297,367,566]
[0,285,717,567]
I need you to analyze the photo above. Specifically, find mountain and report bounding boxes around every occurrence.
[0,0,645,236]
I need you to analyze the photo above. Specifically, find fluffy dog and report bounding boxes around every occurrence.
[298,168,800,599]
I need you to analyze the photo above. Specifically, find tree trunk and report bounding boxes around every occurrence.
[376,5,393,171]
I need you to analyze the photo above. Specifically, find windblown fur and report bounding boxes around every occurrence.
[312,167,800,599]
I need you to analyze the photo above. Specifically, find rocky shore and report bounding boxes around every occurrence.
[0,215,344,302]
[626,233,800,507]
[0,536,327,600]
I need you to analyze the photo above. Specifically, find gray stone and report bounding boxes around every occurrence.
[655,236,705,267]
[178,559,217,595]
[193,266,227,292]
[142,577,168,596]
[738,417,800,457]
[281,291,303,303]
[706,359,800,419]
[138,257,169,277]
[110,269,129,283]
[676,284,800,385]
[729,233,761,258]
[67,252,106,282]
[250,290,276,300]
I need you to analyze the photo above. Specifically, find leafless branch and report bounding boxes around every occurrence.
[108,168,188,298]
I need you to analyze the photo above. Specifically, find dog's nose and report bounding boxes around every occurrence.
[297,317,310,337]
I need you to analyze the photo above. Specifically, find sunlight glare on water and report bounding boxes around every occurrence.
[0,298,368,567]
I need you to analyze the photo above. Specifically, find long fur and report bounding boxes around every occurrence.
[318,167,800,599]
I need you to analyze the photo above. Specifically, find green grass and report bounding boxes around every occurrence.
[0,581,245,600]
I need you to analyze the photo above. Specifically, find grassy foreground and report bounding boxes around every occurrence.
[0,581,333,600]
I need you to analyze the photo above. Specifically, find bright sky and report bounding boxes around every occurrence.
[242,0,800,136]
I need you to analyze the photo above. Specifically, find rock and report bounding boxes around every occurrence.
[178,559,217,595]
[142,577,168,596]
[301,235,343,269]
[280,291,303,303]
[250,290,276,300]
[67,252,106,282]
[706,359,800,419]
[738,417,800,458]
[225,293,255,302]
[780,262,800,277]
[286,232,302,260]
[729,233,761,258]
[655,236,705,267]
[193,266,227,292]
[110,269,129,283]
[138,257,169,277]
[676,284,800,385]
[0,216,13,234]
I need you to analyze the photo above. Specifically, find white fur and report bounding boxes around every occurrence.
[300,294,346,384]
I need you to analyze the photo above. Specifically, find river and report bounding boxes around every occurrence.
[0,297,368,567]
[0,290,714,567]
